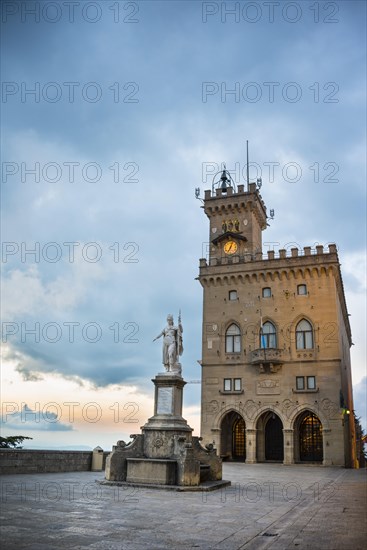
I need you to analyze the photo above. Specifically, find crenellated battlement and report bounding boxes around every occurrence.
[198,241,350,345]
[204,182,258,199]
[199,243,338,268]
[204,183,267,220]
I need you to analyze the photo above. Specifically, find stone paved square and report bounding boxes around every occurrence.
[1,464,366,549]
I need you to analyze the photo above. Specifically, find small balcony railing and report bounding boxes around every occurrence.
[250,348,283,373]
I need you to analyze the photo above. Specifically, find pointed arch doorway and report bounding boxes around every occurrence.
[296,411,323,462]
[257,411,284,462]
[220,411,246,461]
[265,415,284,460]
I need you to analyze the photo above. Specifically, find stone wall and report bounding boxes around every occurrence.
[0,449,109,475]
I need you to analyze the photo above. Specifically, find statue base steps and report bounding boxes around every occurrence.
[100,478,231,492]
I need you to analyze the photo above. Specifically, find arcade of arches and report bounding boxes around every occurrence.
[219,410,323,464]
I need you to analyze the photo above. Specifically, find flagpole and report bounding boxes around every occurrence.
[246,140,250,190]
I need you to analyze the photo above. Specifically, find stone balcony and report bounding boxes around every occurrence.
[250,348,283,373]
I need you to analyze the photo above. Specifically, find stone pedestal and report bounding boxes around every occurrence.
[142,374,193,459]
[153,373,185,417]
[104,372,226,490]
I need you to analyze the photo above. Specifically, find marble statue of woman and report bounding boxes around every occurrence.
[153,313,183,374]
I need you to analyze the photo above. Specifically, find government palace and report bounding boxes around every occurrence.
[198,173,356,467]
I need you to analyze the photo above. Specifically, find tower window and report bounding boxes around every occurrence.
[297,284,307,295]
[229,290,237,301]
[296,319,314,349]
[225,323,241,353]
[260,321,277,349]
[262,287,271,298]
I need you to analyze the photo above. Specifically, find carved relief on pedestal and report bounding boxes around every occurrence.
[153,437,164,449]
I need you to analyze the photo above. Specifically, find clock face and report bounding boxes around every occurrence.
[223,240,238,255]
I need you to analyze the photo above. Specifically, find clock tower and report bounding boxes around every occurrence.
[203,177,267,263]
[197,167,356,468]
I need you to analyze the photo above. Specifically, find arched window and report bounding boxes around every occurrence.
[260,321,277,348]
[225,323,241,353]
[296,319,314,349]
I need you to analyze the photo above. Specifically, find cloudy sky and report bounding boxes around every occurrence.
[1,0,366,449]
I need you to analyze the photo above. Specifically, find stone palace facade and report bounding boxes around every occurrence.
[198,181,356,467]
